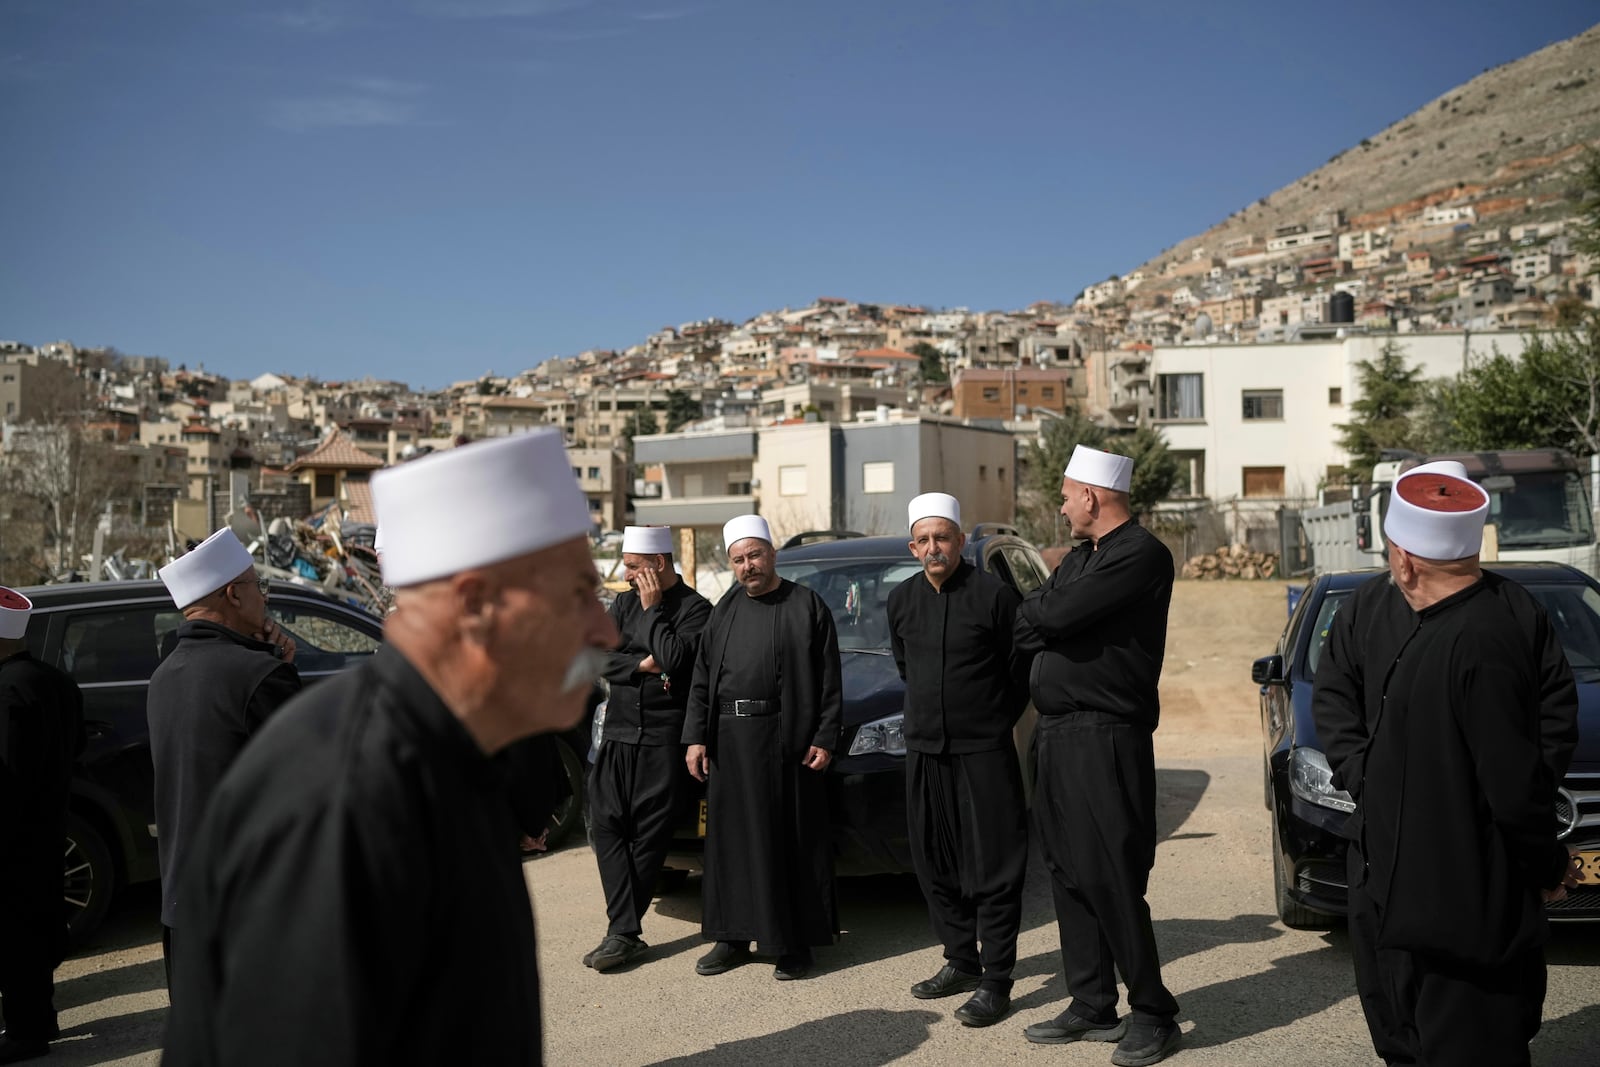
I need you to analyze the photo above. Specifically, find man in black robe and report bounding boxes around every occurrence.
[162,429,620,1066]
[585,524,710,972]
[1313,463,1579,1066]
[148,528,302,993]
[1014,445,1181,1066]
[887,492,1031,1028]
[684,513,841,981]
[0,589,84,1065]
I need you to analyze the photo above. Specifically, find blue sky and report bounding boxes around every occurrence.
[2,1,1596,389]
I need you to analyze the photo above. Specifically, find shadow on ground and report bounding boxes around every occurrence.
[644,1008,941,1067]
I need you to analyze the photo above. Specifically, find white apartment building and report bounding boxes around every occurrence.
[1150,331,1535,502]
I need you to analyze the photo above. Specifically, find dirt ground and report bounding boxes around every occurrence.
[1158,580,1287,754]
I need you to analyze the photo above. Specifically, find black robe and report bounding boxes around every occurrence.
[0,651,84,1040]
[887,560,1030,753]
[682,579,842,952]
[1014,519,1172,727]
[162,645,543,1066]
[147,621,302,928]
[1313,573,1576,967]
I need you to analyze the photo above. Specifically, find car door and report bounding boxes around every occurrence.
[267,597,384,680]
[57,599,184,880]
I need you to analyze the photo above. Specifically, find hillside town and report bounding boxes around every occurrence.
[2,156,1597,587]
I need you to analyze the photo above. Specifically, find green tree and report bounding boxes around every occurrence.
[909,341,947,383]
[1447,326,1600,456]
[664,390,702,432]
[1018,410,1179,544]
[1335,340,1426,479]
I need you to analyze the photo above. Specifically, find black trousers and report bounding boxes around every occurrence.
[587,740,683,938]
[0,843,65,1041]
[1034,712,1177,1026]
[906,748,1027,987]
[1346,846,1545,1066]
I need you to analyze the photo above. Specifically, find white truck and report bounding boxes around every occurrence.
[1300,449,1600,580]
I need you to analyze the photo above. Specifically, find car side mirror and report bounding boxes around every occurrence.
[1251,655,1285,686]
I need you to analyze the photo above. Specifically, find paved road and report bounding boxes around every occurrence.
[47,746,1600,1065]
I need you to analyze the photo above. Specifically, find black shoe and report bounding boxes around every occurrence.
[589,934,648,972]
[581,937,606,968]
[1022,1009,1127,1045]
[953,987,1011,1028]
[0,1034,50,1065]
[774,951,813,981]
[910,963,981,1000]
[695,941,751,976]
[1111,1021,1182,1067]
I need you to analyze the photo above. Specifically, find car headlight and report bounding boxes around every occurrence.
[848,714,906,757]
[1289,747,1355,813]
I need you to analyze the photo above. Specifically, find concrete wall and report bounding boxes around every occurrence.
[754,422,835,544]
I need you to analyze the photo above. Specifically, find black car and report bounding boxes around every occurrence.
[19,578,591,940]
[660,523,1049,876]
[1254,563,1600,929]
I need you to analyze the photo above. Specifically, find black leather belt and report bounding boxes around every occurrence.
[719,699,779,717]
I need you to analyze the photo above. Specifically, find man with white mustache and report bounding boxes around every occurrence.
[162,429,618,1066]
[886,493,1032,1029]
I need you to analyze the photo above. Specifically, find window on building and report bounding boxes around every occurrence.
[1328,387,1343,405]
[728,478,752,496]
[1241,389,1284,420]
[863,461,895,494]
[1243,467,1286,498]
[982,387,1000,402]
[587,466,601,480]
[589,497,602,512]
[571,466,581,479]
[1041,386,1055,400]
[979,465,988,480]
[314,472,336,497]
[779,465,808,497]
[1156,373,1204,420]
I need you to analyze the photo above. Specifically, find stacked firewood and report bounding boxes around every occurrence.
[1181,543,1278,580]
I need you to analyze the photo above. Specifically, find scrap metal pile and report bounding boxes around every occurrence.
[246,516,390,616]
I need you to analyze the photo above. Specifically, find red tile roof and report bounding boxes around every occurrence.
[853,347,919,362]
[288,426,386,472]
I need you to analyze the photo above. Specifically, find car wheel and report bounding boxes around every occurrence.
[1271,808,1335,931]
[64,812,116,943]
[543,740,586,849]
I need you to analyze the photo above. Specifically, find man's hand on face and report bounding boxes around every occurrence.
[637,563,663,610]
[256,616,297,664]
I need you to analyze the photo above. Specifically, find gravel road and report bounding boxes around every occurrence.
[42,582,1600,1066]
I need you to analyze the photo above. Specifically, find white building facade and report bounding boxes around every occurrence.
[1151,331,1535,502]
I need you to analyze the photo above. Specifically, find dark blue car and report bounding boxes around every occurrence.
[663,525,1049,876]
[1254,563,1600,928]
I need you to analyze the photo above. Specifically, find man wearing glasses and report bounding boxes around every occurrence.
[148,529,302,997]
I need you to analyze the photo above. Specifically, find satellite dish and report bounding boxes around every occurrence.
[1194,312,1215,338]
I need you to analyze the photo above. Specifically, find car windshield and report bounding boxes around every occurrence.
[1305,580,1600,683]
[1482,471,1595,549]
[778,556,925,651]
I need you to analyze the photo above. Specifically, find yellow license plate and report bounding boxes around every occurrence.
[1573,850,1600,885]
[697,799,708,838]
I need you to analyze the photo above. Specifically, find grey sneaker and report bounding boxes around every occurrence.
[1111,1020,1182,1066]
[1023,1010,1127,1045]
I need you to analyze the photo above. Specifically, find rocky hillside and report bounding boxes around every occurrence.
[1131,23,1600,276]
